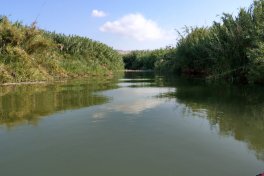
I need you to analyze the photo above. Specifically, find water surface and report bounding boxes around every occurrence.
[0,73,263,176]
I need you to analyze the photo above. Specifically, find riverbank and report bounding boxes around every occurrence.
[122,0,264,85]
[0,16,124,84]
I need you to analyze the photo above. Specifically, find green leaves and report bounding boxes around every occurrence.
[174,0,264,84]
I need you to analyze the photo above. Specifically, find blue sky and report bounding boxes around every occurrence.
[1,0,253,50]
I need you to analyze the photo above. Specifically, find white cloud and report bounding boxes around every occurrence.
[100,13,175,41]
[91,9,107,18]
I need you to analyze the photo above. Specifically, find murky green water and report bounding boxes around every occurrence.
[0,73,263,176]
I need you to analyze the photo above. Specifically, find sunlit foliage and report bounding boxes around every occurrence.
[123,0,264,84]
[0,17,124,83]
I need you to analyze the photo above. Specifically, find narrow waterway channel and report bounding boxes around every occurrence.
[0,72,263,176]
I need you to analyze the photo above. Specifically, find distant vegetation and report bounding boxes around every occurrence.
[123,0,264,84]
[0,16,124,84]
[123,47,175,71]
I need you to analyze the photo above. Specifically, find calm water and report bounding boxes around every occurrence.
[0,73,263,176]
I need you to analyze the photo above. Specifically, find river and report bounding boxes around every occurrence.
[0,72,263,176]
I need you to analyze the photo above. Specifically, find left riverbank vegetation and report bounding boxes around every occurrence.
[123,0,264,84]
[0,16,124,84]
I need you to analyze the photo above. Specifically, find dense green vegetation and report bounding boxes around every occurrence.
[0,16,124,83]
[1,0,263,84]
[123,0,264,84]
[123,47,175,71]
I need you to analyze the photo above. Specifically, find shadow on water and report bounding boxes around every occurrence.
[0,76,120,127]
[157,76,264,160]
